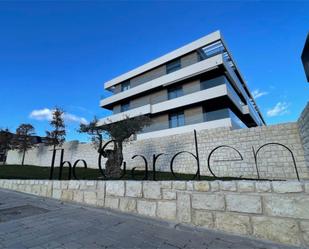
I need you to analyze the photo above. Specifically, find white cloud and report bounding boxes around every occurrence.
[29,108,53,121]
[267,102,290,117]
[252,89,268,99]
[29,108,88,124]
[64,113,88,125]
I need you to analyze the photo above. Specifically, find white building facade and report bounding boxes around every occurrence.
[99,31,265,139]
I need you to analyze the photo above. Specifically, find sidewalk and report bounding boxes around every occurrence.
[0,189,304,249]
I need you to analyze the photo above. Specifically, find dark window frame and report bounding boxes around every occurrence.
[166,59,181,74]
[121,80,131,92]
[169,111,185,128]
[168,85,183,100]
[121,101,130,112]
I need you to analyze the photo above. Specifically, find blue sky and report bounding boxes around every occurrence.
[0,1,308,142]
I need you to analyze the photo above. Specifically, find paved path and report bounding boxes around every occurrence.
[0,189,304,249]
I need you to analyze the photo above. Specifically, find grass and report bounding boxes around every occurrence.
[0,164,266,181]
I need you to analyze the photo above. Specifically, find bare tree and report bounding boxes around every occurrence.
[45,107,66,152]
[79,115,151,178]
[12,124,36,165]
[0,129,14,165]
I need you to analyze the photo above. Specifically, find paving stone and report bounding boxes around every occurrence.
[83,191,96,205]
[186,181,194,191]
[215,212,251,235]
[304,183,309,193]
[194,181,210,191]
[125,181,142,197]
[252,216,301,246]
[137,200,156,217]
[61,190,73,201]
[272,181,303,193]
[72,191,83,203]
[105,181,125,197]
[157,201,176,220]
[172,181,186,190]
[226,194,262,214]
[255,181,271,192]
[52,189,61,199]
[210,181,219,191]
[300,221,309,245]
[162,189,176,200]
[237,181,255,192]
[192,210,213,228]
[192,193,225,211]
[119,198,136,213]
[176,192,191,223]
[264,195,309,219]
[68,181,80,190]
[143,182,161,199]
[160,181,172,189]
[104,196,119,209]
[219,181,237,191]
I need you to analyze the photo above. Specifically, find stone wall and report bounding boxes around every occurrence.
[7,122,308,180]
[0,179,308,247]
[298,102,309,169]
[7,141,99,169]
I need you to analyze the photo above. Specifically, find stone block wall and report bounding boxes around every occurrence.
[298,102,309,169]
[7,122,308,180]
[125,122,307,180]
[0,179,309,247]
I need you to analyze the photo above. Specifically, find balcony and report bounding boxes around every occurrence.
[100,54,224,108]
[98,82,246,125]
[97,104,151,126]
[137,118,233,140]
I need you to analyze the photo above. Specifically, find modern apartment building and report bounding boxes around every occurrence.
[302,33,309,82]
[99,31,266,139]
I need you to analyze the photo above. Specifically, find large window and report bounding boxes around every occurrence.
[199,41,225,60]
[168,86,183,100]
[169,111,185,128]
[203,108,229,122]
[166,59,181,74]
[121,80,131,92]
[121,101,130,112]
[200,76,226,90]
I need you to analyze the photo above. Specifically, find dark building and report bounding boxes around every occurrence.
[302,33,309,82]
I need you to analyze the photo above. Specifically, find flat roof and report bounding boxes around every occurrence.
[104,30,221,89]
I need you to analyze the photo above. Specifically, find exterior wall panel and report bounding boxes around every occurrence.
[131,65,166,88]
[113,105,121,114]
[150,89,168,104]
[183,80,201,95]
[142,114,169,133]
[184,106,204,125]
[131,95,150,109]
[181,52,199,68]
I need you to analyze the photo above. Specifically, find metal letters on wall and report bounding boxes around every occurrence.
[49,130,300,181]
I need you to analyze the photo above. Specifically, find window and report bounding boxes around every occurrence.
[121,80,130,92]
[166,59,181,74]
[200,76,226,90]
[121,102,130,112]
[168,86,183,100]
[201,41,225,59]
[169,111,185,128]
[203,108,229,122]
